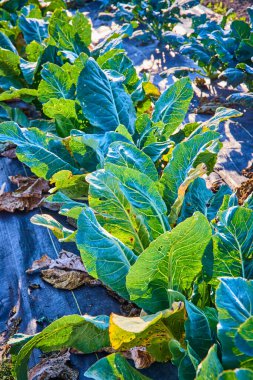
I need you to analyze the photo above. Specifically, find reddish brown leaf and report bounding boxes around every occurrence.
[0,176,50,212]
[27,250,101,290]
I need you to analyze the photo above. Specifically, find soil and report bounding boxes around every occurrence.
[202,0,253,19]
[237,165,253,204]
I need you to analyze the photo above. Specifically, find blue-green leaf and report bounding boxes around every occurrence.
[76,207,136,299]
[152,77,193,137]
[77,58,136,133]
[126,212,212,312]
[85,353,151,380]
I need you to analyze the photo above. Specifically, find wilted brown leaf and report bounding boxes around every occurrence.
[42,268,99,290]
[27,250,101,290]
[28,351,78,380]
[130,347,155,369]
[0,175,50,212]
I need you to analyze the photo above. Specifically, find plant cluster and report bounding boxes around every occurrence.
[180,9,253,91]
[102,0,253,102]
[0,1,253,380]
[100,0,199,42]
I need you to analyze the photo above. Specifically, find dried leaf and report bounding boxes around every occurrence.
[0,176,50,212]
[27,250,101,290]
[41,268,99,290]
[27,250,85,273]
[28,351,78,380]
[130,347,155,369]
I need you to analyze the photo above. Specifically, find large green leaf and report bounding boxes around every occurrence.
[76,58,136,133]
[31,214,76,242]
[179,179,232,223]
[38,63,75,103]
[76,207,136,299]
[195,345,223,379]
[48,9,91,58]
[0,48,23,90]
[106,163,169,241]
[13,314,109,380]
[109,303,185,362]
[185,301,214,359]
[85,353,151,380]
[105,141,158,181]
[87,169,149,254]
[0,122,80,179]
[99,51,139,89]
[160,131,220,213]
[212,207,253,283]
[19,15,48,44]
[216,277,253,369]
[152,77,193,137]
[126,212,212,312]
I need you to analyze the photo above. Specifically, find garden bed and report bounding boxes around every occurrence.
[0,1,253,380]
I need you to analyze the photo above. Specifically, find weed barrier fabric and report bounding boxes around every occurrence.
[0,157,178,379]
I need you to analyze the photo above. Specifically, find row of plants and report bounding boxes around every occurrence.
[100,0,253,105]
[0,1,252,380]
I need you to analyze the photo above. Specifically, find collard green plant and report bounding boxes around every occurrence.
[0,2,252,379]
[102,0,199,43]
[179,8,253,93]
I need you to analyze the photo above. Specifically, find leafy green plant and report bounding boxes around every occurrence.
[180,7,253,92]
[0,2,252,379]
[1,67,248,379]
[100,0,199,43]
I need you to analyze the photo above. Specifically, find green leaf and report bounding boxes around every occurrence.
[126,212,212,312]
[46,191,85,219]
[0,48,23,90]
[99,51,139,89]
[212,206,253,283]
[31,214,76,242]
[19,15,48,44]
[38,63,75,103]
[76,207,136,299]
[85,353,151,380]
[195,345,223,379]
[43,98,81,136]
[231,20,251,40]
[168,164,207,226]
[185,302,214,359]
[0,122,80,179]
[0,31,17,53]
[235,316,253,357]
[106,163,169,241]
[87,169,149,254]
[152,77,193,137]
[76,58,136,133]
[160,131,220,213]
[216,277,253,369]
[71,12,91,47]
[49,170,88,199]
[105,141,158,181]
[14,314,109,380]
[109,303,185,362]
[219,369,253,380]
[0,88,37,102]
[48,10,90,57]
